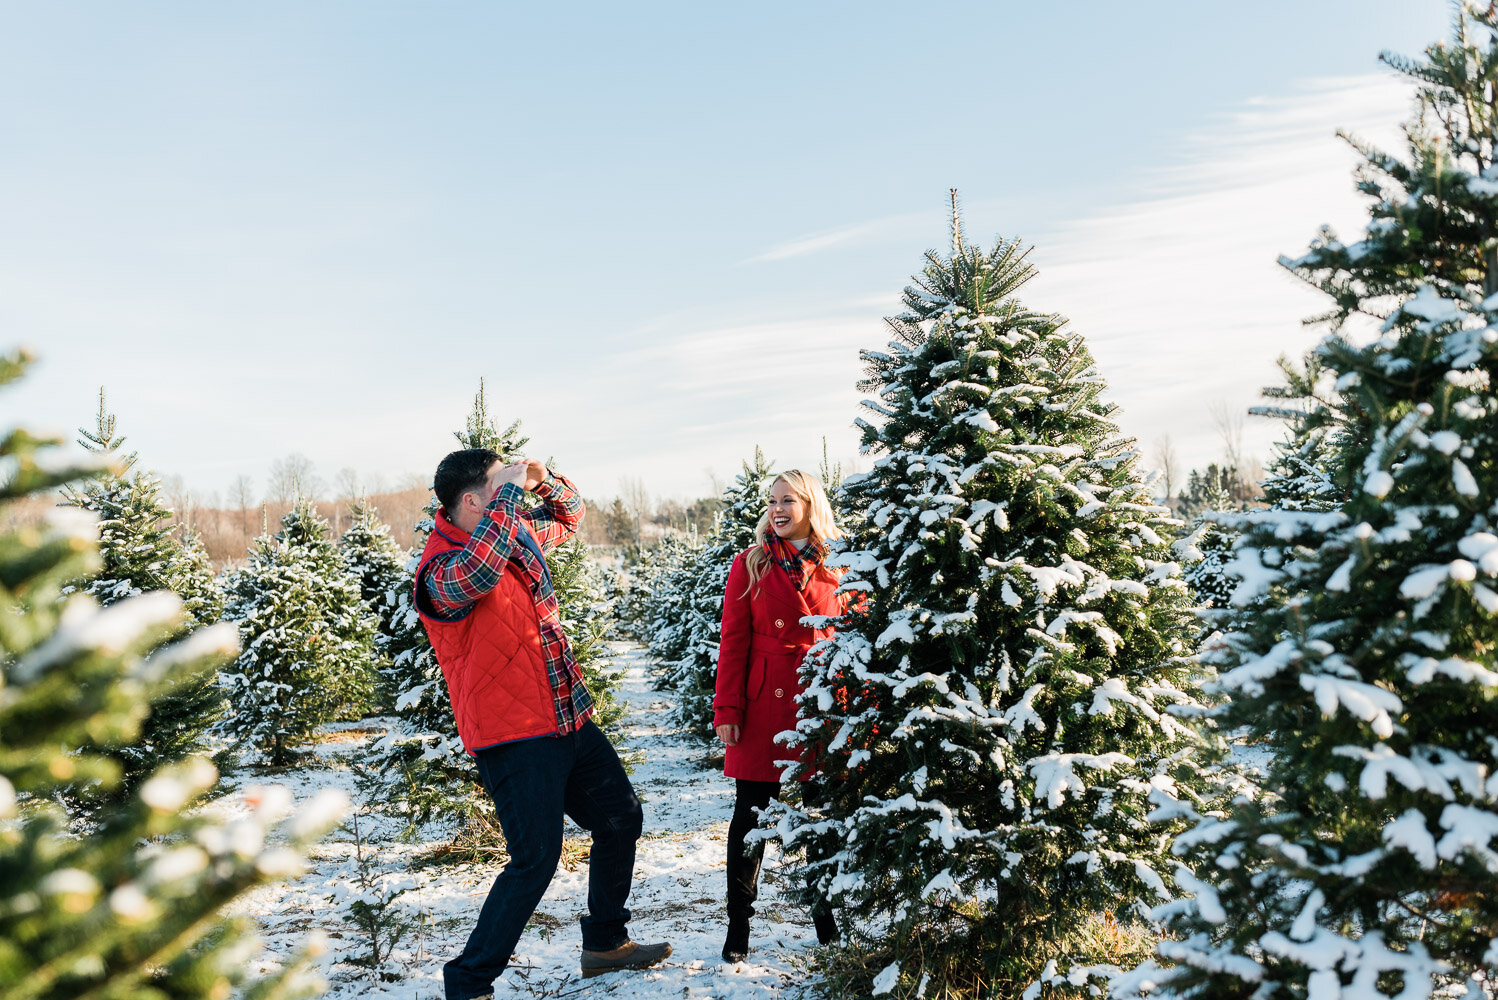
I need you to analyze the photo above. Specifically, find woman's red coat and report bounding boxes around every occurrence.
[713,546,842,783]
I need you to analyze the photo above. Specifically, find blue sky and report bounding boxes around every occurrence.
[2,2,1450,504]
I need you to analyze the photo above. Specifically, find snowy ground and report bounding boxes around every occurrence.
[215,643,831,1000]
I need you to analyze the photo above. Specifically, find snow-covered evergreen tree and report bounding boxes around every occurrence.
[57,390,228,802]
[1181,480,1240,617]
[0,348,342,1000]
[221,498,378,766]
[340,497,410,633]
[615,530,684,639]
[771,218,1209,998]
[550,534,627,733]
[636,531,703,657]
[650,448,772,741]
[1189,353,1356,634]
[174,526,225,627]
[1115,14,1498,999]
[1252,350,1360,515]
[618,527,704,663]
[339,497,411,711]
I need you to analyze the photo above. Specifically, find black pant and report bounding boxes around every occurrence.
[726,779,780,919]
[443,722,643,1000]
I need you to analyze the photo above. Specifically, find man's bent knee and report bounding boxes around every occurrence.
[504,828,565,876]
[612,796,643,841]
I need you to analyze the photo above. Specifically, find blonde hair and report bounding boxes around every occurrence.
[743,470,843,593]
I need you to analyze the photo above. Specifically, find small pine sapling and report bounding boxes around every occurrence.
[326,810,419,983]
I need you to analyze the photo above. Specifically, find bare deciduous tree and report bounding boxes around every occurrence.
[1209,401,1246,477]
[228,474,256,548]
[1208,401,1265,504]
[619,476,652,543]
[266,453,324,505]
[334,467,361,502]
[159,473,196,530]
[1152,434,1179,505]
[331,467,364,534]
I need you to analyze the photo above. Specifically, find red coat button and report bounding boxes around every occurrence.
[774,688,785,698]
[774,618,785,629]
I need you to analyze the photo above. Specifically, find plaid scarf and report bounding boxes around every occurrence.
[763,532,823,591]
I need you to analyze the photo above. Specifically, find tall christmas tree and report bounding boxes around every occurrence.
[772,211,1209,998]
[221,498,378,766]
[1251,351,1360,515]
[57,390,228,802]
[1115,13,1498,999]
[0,348,342,1000]
[650,448,773,741]
[1187,352,1360,635]
[1180,479,1240,619]
[371,382,528,831]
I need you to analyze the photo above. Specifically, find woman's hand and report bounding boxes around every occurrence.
[715,724,741,747]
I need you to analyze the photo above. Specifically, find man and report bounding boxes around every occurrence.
[414,448,670,1000]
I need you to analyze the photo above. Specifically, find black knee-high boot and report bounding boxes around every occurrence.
[724,779,778,961]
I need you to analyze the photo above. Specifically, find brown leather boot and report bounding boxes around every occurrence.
[579,939,672,978]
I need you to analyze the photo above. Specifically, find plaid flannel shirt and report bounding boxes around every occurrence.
[422,471,593,736]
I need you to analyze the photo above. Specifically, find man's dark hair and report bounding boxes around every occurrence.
[434,448,502,518]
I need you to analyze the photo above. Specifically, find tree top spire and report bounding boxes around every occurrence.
[77,386,137,472]
[949,188,962,255]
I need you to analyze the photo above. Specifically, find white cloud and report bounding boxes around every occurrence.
[1024,72,1415,479]
[744,211,932,263]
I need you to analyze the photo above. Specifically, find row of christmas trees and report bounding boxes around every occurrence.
[623,13,1498,999]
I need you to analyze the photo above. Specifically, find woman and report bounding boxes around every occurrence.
[713,469,845,963]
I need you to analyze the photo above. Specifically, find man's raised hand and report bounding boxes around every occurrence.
[520,459,547,492]
[488,462,530,496]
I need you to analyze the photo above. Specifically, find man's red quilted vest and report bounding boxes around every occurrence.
[415,512,558,752]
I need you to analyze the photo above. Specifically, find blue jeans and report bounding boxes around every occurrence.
[442,721,643,1000]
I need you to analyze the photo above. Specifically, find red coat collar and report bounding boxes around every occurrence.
[753,551,840,620]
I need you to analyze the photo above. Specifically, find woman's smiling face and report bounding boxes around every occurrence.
[766,477,810,540]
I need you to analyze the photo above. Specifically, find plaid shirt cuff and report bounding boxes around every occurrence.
[490,481,525,510]
[424,482,526,615]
